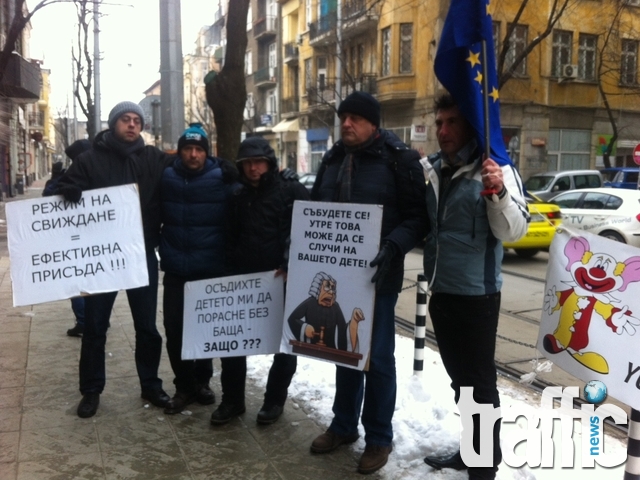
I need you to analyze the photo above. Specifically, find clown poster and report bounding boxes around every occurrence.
[538,226,640,409]
[281,201,382,371]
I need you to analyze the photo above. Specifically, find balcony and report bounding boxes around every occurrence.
[307,83,337,106]
[281,96,300,115]
[28,112,45,127]
[0,54,41,101]
[342,0,379,40]
[254,67,278,88]
[254,15,277,41]
[284,42,299,65]
[309,12,337,47]
[341,74,378,97]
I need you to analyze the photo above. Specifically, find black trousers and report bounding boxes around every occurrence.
[163,273,213,394]
[220,353,297,407]
[429,291,502,480]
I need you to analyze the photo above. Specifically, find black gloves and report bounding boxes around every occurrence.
[370,241,398,291]
[220,159,239,184]
[58,185,83,203]
[280,168,299,181]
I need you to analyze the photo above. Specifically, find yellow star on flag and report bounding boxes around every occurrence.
[467,50,481,68]
[474,71,483,84]
[487,0,494,17]
[489,86,500,102]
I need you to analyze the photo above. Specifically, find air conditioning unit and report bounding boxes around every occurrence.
[296,34,303,46]
[562,64,578,79]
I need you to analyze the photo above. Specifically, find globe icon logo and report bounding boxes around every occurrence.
[584,380,607,404]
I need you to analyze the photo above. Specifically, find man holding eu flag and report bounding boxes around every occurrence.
[421,1,529,478]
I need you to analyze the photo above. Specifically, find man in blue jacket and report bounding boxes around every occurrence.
[160,123,238,414]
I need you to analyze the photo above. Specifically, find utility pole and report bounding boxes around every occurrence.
[93,0,101,137]
[334,0,342,142]
[159,0,185,151]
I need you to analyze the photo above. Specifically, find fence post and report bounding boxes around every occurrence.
[625,408,640,479]
[413,274,428,375]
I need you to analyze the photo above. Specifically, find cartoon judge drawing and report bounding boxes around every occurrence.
[287,272,364,352]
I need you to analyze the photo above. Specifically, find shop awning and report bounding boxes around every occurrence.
[272,118,299,133]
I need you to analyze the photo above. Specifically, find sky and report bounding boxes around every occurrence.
[244,335,628,480]
[29,0,216,118]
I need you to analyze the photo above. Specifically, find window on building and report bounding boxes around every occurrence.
[621,39,638,85]
[245,50,252,75]
[268,42,277,78]
[304,58,312,92]
[244,93,255,120]
[552,30,573,77]
[358,44,365,76]
[548,129,591,170]
[578,34,597,81]
[400,23,413,74]
[382,27,391,76]
[310,140,327,172]
[317,56,327,89]
[506,24,527,76]
[266,89,276,116]
[306,0,312,25]
[247,5,252,31]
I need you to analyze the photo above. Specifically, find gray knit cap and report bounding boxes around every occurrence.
[108,101,145,130]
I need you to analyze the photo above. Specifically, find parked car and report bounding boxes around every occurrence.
[503,194,562,258]
[601,167,639,190]
[524,170,603,201]
[550,188,640,246]
[298,172,316,193]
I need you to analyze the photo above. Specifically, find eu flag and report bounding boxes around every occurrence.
[434,0,512,166]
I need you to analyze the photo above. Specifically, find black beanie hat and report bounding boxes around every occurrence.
[177,123,209,155]
[65,139,92,161]
[236,136,277,167]
[337,91,380,127]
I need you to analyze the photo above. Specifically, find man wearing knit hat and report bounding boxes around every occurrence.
[56,100,174,419]
[309,91,428,474]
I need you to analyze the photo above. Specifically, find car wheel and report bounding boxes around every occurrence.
[514,248,539,258]
[599,230,626,243]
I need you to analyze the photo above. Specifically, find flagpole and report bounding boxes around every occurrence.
[481,39,490,159]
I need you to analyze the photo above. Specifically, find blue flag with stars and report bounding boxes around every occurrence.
[434,0,512,166]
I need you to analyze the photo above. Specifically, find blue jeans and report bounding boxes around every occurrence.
[79,251,163,394]
[70,297,85,326]
[329,293,398,447]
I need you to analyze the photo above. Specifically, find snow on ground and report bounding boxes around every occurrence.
[246,335,628,479]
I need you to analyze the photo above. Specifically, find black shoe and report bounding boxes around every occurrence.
[141,388,171,408]
[424,451,467,470]
[210,402,246,425]
[164,391,198,415]
[196,384,216,405]
[256,404,283,425]
[77,393,100,418]
[67,324,84,337]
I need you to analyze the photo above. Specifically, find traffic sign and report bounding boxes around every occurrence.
[634,143,640,165]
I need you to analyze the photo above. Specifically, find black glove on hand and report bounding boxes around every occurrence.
[280,168,299,181]
[370,241,398,291]
[220,160,239,184]
[58,185,83,203]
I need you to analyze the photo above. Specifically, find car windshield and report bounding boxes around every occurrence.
[524,175,554,191]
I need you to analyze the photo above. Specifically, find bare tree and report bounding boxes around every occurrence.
[71,0,97,141]
[205,0,250,163]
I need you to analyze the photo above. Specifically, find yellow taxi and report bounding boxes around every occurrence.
[503,193,562,258]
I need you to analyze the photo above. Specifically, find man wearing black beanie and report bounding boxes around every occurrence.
[309,91,428,475]
[56,100,174,419]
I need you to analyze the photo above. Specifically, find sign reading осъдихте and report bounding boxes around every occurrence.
[6,184,148,307]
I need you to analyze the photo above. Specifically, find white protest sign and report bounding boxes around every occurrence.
[7,184,148,307]
[281,201,382,371]
[181,271,284,359]
[538,227,640,410]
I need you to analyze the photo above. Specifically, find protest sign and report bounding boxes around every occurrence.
[7,184,148,307]
[281,201,382,371]
[538,226,640,410]
[181,271,284,359]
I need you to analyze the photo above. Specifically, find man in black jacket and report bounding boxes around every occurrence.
[57,101,173,418]
[209,136,310,426]
[308,92,428,475]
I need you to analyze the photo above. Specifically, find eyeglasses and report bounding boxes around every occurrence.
[119,115,141,125]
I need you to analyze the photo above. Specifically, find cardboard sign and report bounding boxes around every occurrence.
[181,271,284,359]
[7,184,148,307]
[281,201,382,371]
[538,227,640,410]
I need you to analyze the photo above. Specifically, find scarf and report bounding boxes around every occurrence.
[336,132,378,202]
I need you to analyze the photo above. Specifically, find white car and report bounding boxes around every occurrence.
[550,188,640,247]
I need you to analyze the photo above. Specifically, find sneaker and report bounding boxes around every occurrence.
[256,404,283,425]
[210,402,246,425]
[310,430,359,454]
[67,324,84,337]
[196,384,216,405]
[141,388,171,408]
[77,393,100,418]
[358,444,393,474]
[164,391,198,415]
